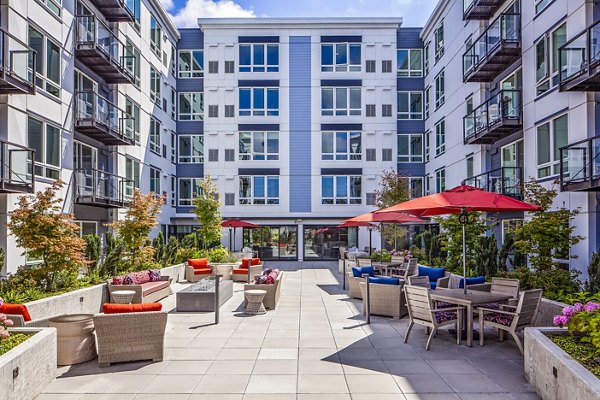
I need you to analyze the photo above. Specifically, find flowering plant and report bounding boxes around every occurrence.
[554,301,600,358]
[390,249,413,260]
[0,297,14,339]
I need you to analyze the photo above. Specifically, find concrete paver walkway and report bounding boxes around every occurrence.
[38,262,540,400]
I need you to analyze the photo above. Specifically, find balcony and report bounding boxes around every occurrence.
[463,90,522,144]
[74,91,135,146]
[559,21,600,92]
[559,135,600,192]
[0,140,35,194]
[74,168,133,208]
[75,16,135,85]
[464,0,508,20]
[463,167,523,199]
[0,29,36,95]
[87,0,135,22]
[463,13,521,82]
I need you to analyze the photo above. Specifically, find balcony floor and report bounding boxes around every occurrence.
[464,0,507,20]
[0,74,35,95]
[465,119,522,145]
[465,43,521,83]
[560,62,600,92]
[75,46,135,85]
[75,120,135,146]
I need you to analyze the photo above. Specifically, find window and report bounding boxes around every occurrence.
[178,178,202,206]
[209,105,219,118]
[208,149,219,162]
[321,87,361,116]
[434,22,444,62]
[424,42,430,75]
[435,169,445,193]
[125,157,140,198]
[125,97,140,143]
[208,61,218,74]
[382,148,393,161]
[225,61,235,74]
[321,43,361,72]
[75,221,97,237]
[239,87,279,116]
[408,177,424,198]
[225,193,235,205]
[382,60,392,73]
[225,105,235,117]
[435,70,445,108]
[537,114,568,178]
[179,92,204,120]
[397,91,423,120]
[435,119,445,156]
[366,104,376,117]
[467,156,474,178]
[125,40,141,87]
[398,134,423,162]
[150,67,161,104]
[225,149,235,162]
[178,50,203,78]
[321,131,361,160]
[149,118,161,154]
[150,15,162,58]
[150,167,161,194]
[239,43,279,72]
[397,49,423,77]
[382,104,392,117]
[170,44,176,77]
[29,26,60,98]
[366,148,376,161]
[366,60,376,73]
[536,23,566,95]
[170,176,176,206]
[366,193,376,205]
[132,0,141,30]
[424,87,430,119]
[239,176,280,204]
[178,135,204,163]
[28,116,60,179]
[535,0,552,14]
[321,176,362,204]
[170,132,176,163]
[239,131,279,160]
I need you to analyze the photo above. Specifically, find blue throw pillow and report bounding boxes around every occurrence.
[352,266,375,278]
[458,276,486,289]
[368,277,400,285]
[418,266,446,281]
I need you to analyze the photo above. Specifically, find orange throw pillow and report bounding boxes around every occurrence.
[103,303,162,314]
[0,303,32,321]
[251,258,261,266]
[241,258,250,268]
[188,258,209,269]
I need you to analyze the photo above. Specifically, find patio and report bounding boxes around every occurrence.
[37,262,539,400]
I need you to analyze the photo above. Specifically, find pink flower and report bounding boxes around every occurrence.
[562,306,575,317]
[584,302,600,313]
[0,329,9,339]
[574,302,584,313]
[553,315,569,326]
[0,297,3,307]
[0,314,5,322]
[2,319,13,327]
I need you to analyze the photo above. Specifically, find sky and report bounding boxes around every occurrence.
[159,0,437,28]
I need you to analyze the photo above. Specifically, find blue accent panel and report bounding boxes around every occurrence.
[239,80,279,87]
[238,168,280,175]
[321,168,362,175]
[321,79,362,87]
[239,123,279,131]
[177,79,203,92]
[176,164,204,177]
[177,121,204,135]
[397,78,425,91]
[396,28,424,49]
[289,36,312,213]
[321,35,362,43]
[397,163,425,176]
[239,36,279,43]
[321,123,362,131]
[397,120,425,134]
[178,28,204,49]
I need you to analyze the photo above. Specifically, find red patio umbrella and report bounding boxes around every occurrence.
[221,219,260,252]
[375,185,541,293]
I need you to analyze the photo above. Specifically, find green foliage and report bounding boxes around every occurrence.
[435,213,487,274]
[499,266,581,300]
[585,251,600,294]
[549,334,600,378]
[152,231,166,265]
[101,232,125,277]
[0,333,33,356]
[567,309,600,360]
[412,230,443,266]
[554,291,600,305]
[0,248,5,274]
[192,177,223,249]
[176,246,236,264]
[164,236,179,267]
[374,169,410,209]
[181,233,198,249]
[473,235,498,277]
[83,234,101,275]
[370,249,392,263]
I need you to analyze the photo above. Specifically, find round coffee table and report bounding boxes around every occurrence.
[244,289,267,315]
[48,314,96,366]
[111,290,136,304]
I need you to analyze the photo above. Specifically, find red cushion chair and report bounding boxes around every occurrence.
[103,303,163,314]
[193,268,213,275]
[251,258,261,266]
[241,258,250,268]
[232,268,249,275]
[188,258,209,269]
[0,303,32,322]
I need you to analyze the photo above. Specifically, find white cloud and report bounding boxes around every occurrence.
[168,0,256,28]
[160,0,175,10]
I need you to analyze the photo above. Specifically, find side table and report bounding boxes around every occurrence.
[48,314,96,366]
[244,289,267,315]
[111,290,136,304]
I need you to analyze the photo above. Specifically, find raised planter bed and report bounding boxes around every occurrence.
[525,327,600,400]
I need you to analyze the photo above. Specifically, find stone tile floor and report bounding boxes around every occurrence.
[37,262,540,400]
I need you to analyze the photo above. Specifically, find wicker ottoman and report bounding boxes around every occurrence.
[244,289,267,315]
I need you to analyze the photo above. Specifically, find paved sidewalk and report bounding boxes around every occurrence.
[38,262,540,400]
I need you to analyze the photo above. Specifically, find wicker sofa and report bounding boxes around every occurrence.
[107,275,172,304]
[359,279,407,319]
[94,311,167,367]
[243,271,283,310]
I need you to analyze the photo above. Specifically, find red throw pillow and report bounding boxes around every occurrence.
[241,258,250,268]
[103,303,162,314]
[0,303,32,322]
[188,258,209,269]
[251,258,261,266]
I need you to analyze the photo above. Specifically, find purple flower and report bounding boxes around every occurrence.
[574,302,584,313]
[562,306,575,317]
[0,297,3,307]
[584,302,600,313]
[553,315,569,326]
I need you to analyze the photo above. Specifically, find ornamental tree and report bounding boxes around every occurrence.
[374,170,411,249]
[192,177,222,249]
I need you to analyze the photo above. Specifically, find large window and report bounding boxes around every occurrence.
[28,116,60,179]
[239,43,279,72]
[243,226,298,260]
[321,87,361,116]
[149,117,161,154]
[179,92,204,121]
[150,67,161,104]
[321,131,361,160]
[435,69,445,108]
[397,91,423,120]
[397,49,422,77]
[424,42,430,75]
[178,50,203,78]
[150,167,161,194]
[150,15,162,58]
[436,168,445,193]
[239,87,279,116]
[408,177,424,198]
[537,114,568,178]
[125,157,140,198]
[29,26,60,98]
[434,22,444,62]
[239,132,279,160]
[322,176,362,205]
[125,97,140,143]
[321,43,361,72]
[435,119,445,156]
[41,0,61,16]
[178,178,202,206]
[535,0,552,14]
[239,176,280,205]
[178,135,204,163]
[398,134,423,163]
[125,40,140,87]
[535,23,566,96]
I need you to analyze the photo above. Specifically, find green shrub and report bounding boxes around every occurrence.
[370,249,391,263]
[586,251,600,294]
[500,266,581,300]
[554,292,600,305]
[175,246,236,264]
[473,235,498,277]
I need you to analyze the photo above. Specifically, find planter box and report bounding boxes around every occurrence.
[25,284,108,321]
[0,328,57,400]
[534,299,568,327]
[525,327,600,400]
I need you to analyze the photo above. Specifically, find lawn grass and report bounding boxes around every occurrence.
[0,333,34,356]
[548,333,600,378]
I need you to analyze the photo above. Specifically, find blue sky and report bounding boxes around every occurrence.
[161,0,436,28]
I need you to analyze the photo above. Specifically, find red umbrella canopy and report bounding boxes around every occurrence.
[338,221,378,228]
[221,219,260,228]
[376,185,542,216]
[342,211,424,225]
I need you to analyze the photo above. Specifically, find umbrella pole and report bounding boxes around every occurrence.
[460,208,468,295]
[369,228,373,255]
[229,227,233,252]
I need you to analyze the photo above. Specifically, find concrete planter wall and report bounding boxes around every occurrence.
[524,327,600,400]
[534,299,567,327]
[25,284,108,321]
[0,328,57,400]
[159,263,185,283]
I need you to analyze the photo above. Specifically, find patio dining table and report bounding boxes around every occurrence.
[371,262,405,276]
[430,288,513,347]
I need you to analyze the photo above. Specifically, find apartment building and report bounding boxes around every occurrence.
[421,0,598,278]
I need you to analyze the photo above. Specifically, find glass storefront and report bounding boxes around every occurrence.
[243,225,298,260]
[303,225,358,260]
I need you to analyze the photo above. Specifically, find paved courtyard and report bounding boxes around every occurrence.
[38,262,540,400]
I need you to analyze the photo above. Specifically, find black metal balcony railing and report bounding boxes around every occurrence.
[559,20,600,92]
[0,140,35,194]
[463,167,523,199]
[559,135,600,192]
[463,13,521,82]
[74,90,135,146]
[75,16,135,85]
[463,89,522,144]
[463,0,508,20]
[0,29,36,95]
[75,168,134,207]
[88,0,135,22]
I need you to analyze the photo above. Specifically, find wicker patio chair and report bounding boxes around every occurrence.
[347,271,363,299]
[355,257,372,267]
[359,280,407,319]
[407,275,430,288]
[231,265,262,282]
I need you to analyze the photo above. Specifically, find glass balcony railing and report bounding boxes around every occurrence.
[463,167,523,199]
[559,20,600,91]
[0,28,36,94]
[0,140,35,193]
[75,168,134,207]
[74,91,135,145]
[464,89,522,143]
[560,135,600,191]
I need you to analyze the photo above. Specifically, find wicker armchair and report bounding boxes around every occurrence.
[359,280,407,319]
[346,271,364,299]
[93,311,168,367]
[231,265,262,282]
[185,265,214,283]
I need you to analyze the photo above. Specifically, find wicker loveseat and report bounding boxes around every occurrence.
[107,274,172,304]
[243,271,283,310]
[359,277,407,319]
